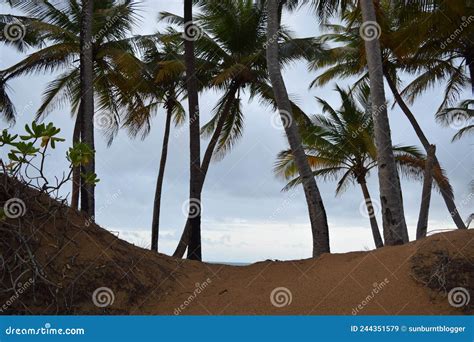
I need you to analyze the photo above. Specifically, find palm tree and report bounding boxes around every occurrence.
[394,0,474,97]
[294,0,408,245]
[113,25,217,252]
[150,93,184,252]
[162,0,325,257]
[267,0,330,256]
[306,8,467,230]
[275,86,449,247]
[0,0,143,215]
[135,35,187,252]
[436,100,474,142]
[357,0,408,245]
[437,98,474,230]
[80,0,95,217]
[416,144,435,239]
[183,0,202,260]
[383,2,470,230]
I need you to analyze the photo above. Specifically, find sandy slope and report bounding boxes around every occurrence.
[1,177,473,315]
[148,230,473,315]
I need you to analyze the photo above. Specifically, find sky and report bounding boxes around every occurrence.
[0,0,472,263]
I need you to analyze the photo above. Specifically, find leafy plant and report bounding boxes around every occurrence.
[0,122,97,198]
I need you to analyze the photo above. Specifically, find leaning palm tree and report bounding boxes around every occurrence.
[163,0,326,257]
[437,99,473,231]
[266,0,330,256]
[307,7,467,230]
[149,89,185,252]
[275,86,449,247]
[297,0,408,245]
[131,34,187,252]
[117,26,216,252]
[0,0,143,215]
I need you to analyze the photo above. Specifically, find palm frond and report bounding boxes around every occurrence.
[0,80,16,123]
[36,68,80,119]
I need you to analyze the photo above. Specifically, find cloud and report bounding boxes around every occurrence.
[0,1,471,263]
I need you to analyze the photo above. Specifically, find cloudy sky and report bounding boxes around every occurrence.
[0,0,472,263]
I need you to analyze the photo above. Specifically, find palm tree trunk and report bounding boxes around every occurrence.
[71,104,82,210]
[173,84,239,258]
[466,214,473,228]
[360,0,408,246]
[200,85,239,184]
[150,104,173,252]
[173,218,191,257]
[184,0,202,261]
[266,0,329,257]
[359,180,384,248]
[416,145,436,239]
[384,71,467,229]
[79,0,95,219]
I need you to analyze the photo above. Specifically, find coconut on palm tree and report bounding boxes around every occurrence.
[275,86,451,246]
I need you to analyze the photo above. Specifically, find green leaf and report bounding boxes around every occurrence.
[81,171,100,185]
[67,142,95,167]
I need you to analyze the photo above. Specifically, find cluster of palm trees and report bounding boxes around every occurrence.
[0,0,471,261]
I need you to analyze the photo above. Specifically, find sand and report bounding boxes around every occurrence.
[1,176,472,315]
